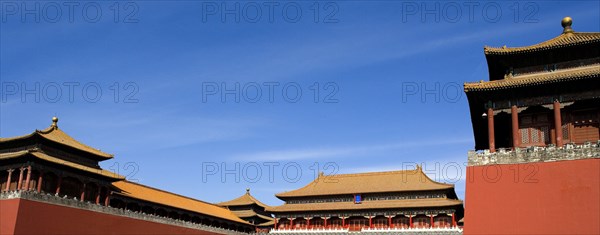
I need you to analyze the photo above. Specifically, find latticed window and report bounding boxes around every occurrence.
[393,217,410,228]
[531,128,540,143]
[434,216,452,228]
[540,126,550,143]
[328,218,342,227]
[519,112,552,147]
[520,128,529,144]
[562,123,570,140]
[348,218,367,227]
[414,217,430,228]
[311,219,324,227]
[373,218,387,227]
[520,126,550,146]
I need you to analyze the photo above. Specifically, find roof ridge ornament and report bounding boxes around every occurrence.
[51,116,59,129]
[562,16,573,34]
[246,188,250,194]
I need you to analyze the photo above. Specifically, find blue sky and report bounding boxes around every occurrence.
[1,1,599,206]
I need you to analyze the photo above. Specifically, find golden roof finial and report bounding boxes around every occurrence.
[562,16,573,34]
[51,116,59,128]
[246,188,250,194]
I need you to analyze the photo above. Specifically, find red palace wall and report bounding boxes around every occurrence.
[0,199,222,235]
[464,158,600,235]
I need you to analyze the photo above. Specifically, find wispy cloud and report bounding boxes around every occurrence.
[229,138,471,161]
[61,109,268,152]
[143,14,560,86]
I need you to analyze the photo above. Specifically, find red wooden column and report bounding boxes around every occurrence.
[23,166,32,190]
[324,217,328,228]
[451,213,456,227]
[409,215,413,228]
[36,171,44,193]
[554,100,563,147]
[55,175,63,195]
[274,218,277,229]
[429,215,433,228]
[488,108,496,152]
[16,167,24,190]
[307,217,310,228]
[104,188,111,206]
[511,105,520,149]
[342,217,346,227]
[95,185,102,205]
[4,169,14,191]
[388,216,393,228]
[80,183,86,201]
[369,216,372,228]
[290,218,294,229]
[430,215,434,228]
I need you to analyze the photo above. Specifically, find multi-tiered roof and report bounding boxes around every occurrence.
[464,17,600,150]
[0,117,123,181]
[269,166,463,215]
[0,117,251,231]
[218,188,275,227]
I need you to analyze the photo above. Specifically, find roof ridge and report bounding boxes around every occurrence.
[1,118,114,159]
[324,167,453,186]
[36,125,56,134]
[276,166,454,198]
[276,168,420,196]
[44,127,114,158]
[484,32,600,49]
[325,168,421,178]
[0,131,35,141]
[484,31,600,55]
[218,190,271,208]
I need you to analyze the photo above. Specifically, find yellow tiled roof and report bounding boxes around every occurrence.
[257,220,275,227]
[231,210,274,221]
[0,150,124,180]
[464,64,600,92]
[484,32,600,55]
[218,189,270,208]
[112,181,250,225]
[232,209,260,218]
[0,123,113,159]
[267,198,463,212]
[256,214,275,221]
[275,166,453,198]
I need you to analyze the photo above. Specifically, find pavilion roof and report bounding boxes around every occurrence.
[464,63,599,92]
[275,166,454,198]
[0,117,113,159]
[484,31,600,55]
[0,150,124,180]
[218,188,271,208]
[112,181,249,225]
[267,198,463,212]
[231,209,274,221]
